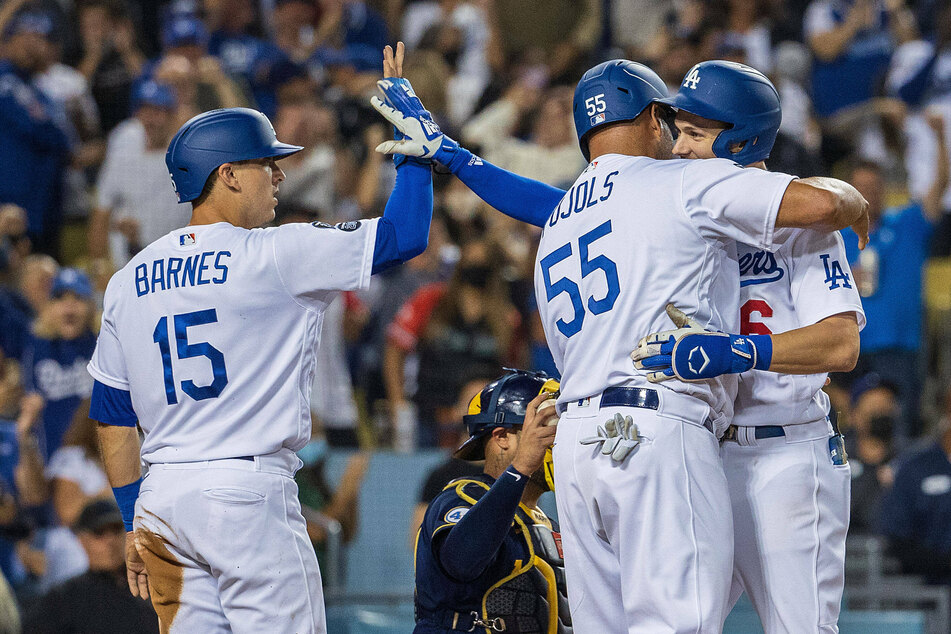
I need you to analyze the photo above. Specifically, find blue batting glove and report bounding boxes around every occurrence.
[630,304,772,382]
[372,78,460,166]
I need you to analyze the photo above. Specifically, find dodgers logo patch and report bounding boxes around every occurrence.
[739,250,784,286]
[444,507,469,523]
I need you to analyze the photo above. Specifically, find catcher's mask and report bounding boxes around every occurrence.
[454,370,560,490]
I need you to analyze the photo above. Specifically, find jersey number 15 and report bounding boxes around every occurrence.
[540,220,620,338]
[152,309,229,405]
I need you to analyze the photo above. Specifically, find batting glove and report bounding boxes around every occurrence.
[371,78,460,166]
[580,413,648,463]
[631,304,773,382]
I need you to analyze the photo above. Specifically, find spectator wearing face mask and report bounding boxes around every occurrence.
[384,239,519,448]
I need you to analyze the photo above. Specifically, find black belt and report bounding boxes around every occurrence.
[599,386,659,410]
[721,425,785,442]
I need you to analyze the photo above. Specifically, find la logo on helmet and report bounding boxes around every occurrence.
[683,67,701,90]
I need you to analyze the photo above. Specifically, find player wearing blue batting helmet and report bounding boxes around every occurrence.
[573,59,670,161]
[166,107,303,203]
[661,60,781,165]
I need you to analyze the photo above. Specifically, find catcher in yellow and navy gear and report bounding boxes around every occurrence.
[414,370,570,634]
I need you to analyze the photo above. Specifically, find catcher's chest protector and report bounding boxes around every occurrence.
[466,481,573,634]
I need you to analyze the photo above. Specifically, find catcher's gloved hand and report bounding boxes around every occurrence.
[370,78,460,166]
[631,304,772,382]
[580,413,648,463]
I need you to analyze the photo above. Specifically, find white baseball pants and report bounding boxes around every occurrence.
[722,419,850,634]
[552,394,733,634]
[134,450,327,633]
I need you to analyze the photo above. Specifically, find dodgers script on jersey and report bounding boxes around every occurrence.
[88,219,378,464]
[533,154,795,423]
[734,228,865,426]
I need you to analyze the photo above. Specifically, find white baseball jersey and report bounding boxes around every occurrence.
[533,154,795,421]
[88,219,378,464]
[733,228,866,427]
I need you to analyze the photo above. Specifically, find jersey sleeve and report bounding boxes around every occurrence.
[86,279,130,390]
[681,159,795,251]
[270,219,379,308]
[424,486,475,541]
[787,229,866,331]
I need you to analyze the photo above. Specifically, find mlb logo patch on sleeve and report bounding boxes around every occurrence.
[179,233,196,246]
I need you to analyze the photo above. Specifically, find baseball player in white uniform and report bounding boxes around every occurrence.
[629,61,866,633]
[88,101,434,632]
[370,50,870,633]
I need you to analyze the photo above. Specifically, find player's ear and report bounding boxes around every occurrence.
[491,427,512,449]
[217,163,241,192]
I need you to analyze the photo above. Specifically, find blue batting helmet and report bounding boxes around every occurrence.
[661,60,781,165]
[573,59,669,161]
[165,108,303,203]
[453,370,559,461]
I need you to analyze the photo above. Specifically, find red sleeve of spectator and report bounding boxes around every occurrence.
[386,283,447,352]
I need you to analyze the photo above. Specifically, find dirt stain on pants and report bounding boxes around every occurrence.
[135,528,184,634]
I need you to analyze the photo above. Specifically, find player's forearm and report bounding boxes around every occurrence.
[13,433,48,507]
[438,466,527,581]
[766,313,859,374]
[777,177,867,232]
[448,147,565,227]
[96,424,143,488]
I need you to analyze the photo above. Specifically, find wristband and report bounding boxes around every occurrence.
[748,334,772,371]
[112,478,142,532]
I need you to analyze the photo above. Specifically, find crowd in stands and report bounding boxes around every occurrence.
[0,0,951,626]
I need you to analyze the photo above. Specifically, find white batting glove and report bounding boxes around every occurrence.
[580,413,647,462]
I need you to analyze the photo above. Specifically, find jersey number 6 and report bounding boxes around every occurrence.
[152,309,229,405]
[540,220,620,338]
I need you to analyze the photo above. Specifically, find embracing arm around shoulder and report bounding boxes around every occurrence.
[776,178,869,248]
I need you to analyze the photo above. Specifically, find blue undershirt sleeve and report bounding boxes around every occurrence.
[371,159,434,274]
[444,147,566,228]
[89,381,138,427]
[436,466,529,582]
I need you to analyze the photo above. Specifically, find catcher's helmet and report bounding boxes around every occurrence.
[453,370,559,461]
[573,59,669,161]
[660,60,781,165]
[165,107,303,203]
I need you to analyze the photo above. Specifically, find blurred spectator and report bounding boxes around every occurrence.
[274,97,340,214]
[610,0,673,61]
[0,10,73,255]
[849,414,896,532]
[407,371,492,549]
[295,437,369,571]
[76,0,145,133]
[879,386,951,585]
[462,85,585,188]
[723,0,775,73]
[207,0,293,118]
[492,0,601,82]
[805,0,916,119]
[887,5,951,254]
[22,500,159,634]
[18,270,97,459]
[272,0,319,63]
[313,0,389,67]
[16,255,56,320]
[846,373,901,453]
[384,239,518,448]
[843,125,948,438]
[401,0,495,126]
[88,79,187,268]
[311,296,361,447]
[44,401,109,527]
[145,14,246,122]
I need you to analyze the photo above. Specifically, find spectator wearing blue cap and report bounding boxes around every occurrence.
[18,269,97,459]
[207,0,294,119]
[142,14,245,121]
[0,10,73,256]
[89,80,189,268]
